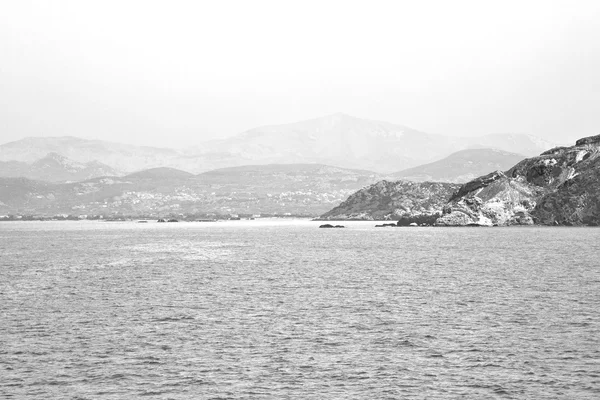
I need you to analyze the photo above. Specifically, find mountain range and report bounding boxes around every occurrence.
[0,114,557,174]
[0,113,571,218]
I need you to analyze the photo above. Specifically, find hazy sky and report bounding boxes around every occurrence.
[1,0,599,147]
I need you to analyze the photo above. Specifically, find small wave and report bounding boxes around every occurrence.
[427,353,444,358]
[154,315,195,322]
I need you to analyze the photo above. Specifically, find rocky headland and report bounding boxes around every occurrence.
[436,134,600,226]
[319,180,460,222]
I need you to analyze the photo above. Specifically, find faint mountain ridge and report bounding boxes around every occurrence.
[189,113,556,172]
[0,152,118,182]
[1,114,558,174]
[0,136,185,173]
[191,113,431,172]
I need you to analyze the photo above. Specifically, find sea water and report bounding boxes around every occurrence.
[1,220,599,399]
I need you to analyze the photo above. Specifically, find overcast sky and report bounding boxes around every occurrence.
[1,0,599,147]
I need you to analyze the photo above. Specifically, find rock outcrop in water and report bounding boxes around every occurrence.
[319,180,460,221]
[436,134,600,226]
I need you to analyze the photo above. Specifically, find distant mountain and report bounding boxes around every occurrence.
[319,180,461,221]
[190,113,440,172]
[0,114,557,174]
[393,149,527,183]
[0,164,385,217]
[189,114,556,172]
[0,152,118,182]
[0,136,186,173]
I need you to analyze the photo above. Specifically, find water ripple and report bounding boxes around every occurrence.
[1,222,600,399]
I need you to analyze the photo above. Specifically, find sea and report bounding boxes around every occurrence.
[1,220,599,399]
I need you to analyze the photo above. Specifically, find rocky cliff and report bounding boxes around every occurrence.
[319,180,460,221]
[436,134,600,226]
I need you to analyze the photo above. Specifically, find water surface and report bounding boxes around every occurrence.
[1,221,599,399]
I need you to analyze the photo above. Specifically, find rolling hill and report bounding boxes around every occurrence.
[0,164,385,217]
[393,149,527,183]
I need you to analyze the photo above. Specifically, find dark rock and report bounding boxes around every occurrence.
[157,219,166,223]
[449,171,505,202]
[575,134,600,146]
[167,219,179,222]
[319,223,344,228]
[396,213,441,226]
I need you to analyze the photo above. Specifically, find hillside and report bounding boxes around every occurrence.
[393,149,526,183]
[436,134,600,226]
[319,180,461,222]
[0,164,385,217]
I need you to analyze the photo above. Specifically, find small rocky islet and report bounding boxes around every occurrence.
[320,134,600,227]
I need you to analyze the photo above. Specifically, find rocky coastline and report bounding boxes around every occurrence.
[319,134,600,227]
[437,134,600,226]
[318,180,460,222]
